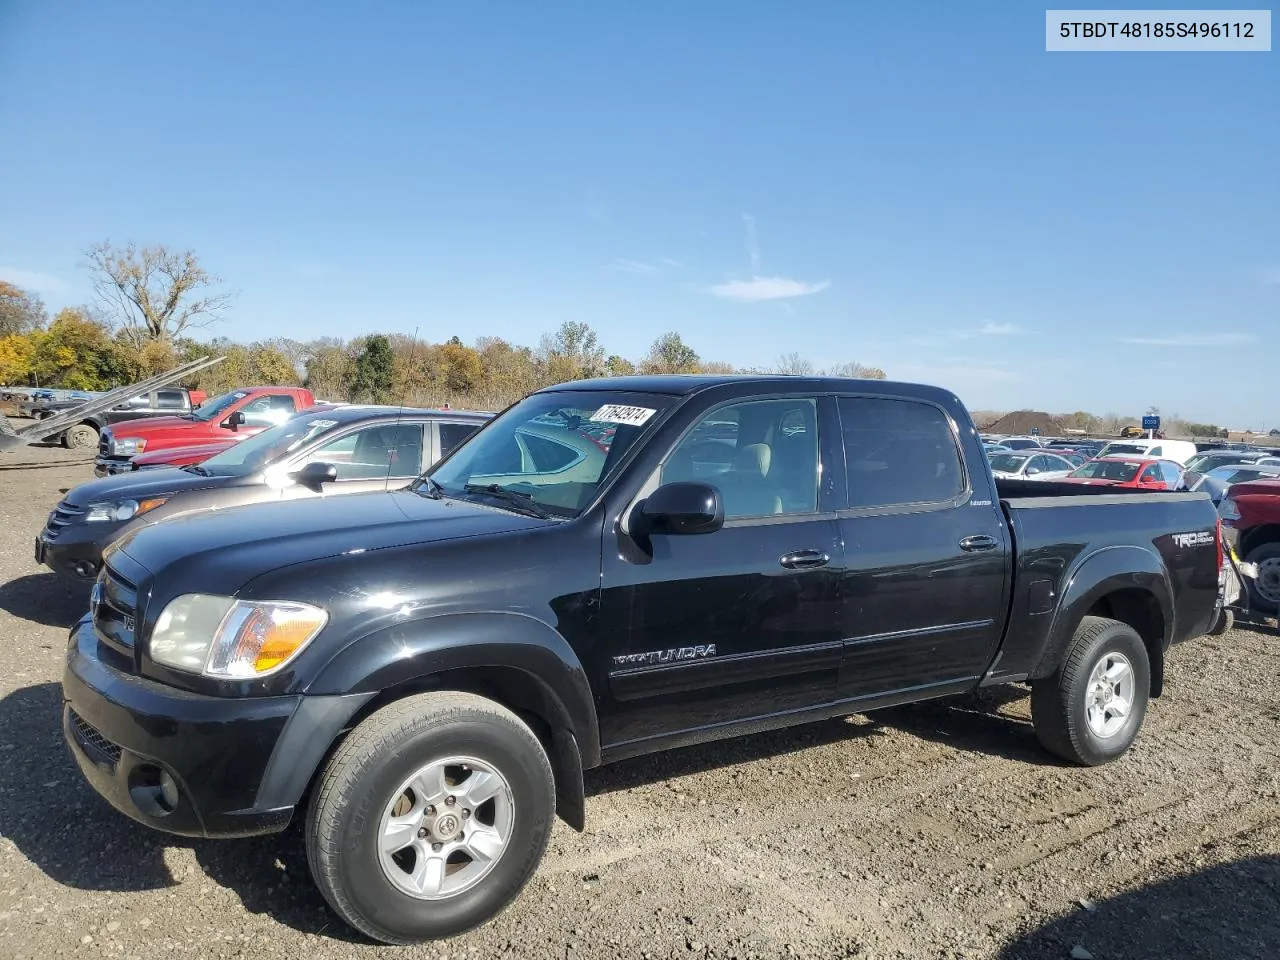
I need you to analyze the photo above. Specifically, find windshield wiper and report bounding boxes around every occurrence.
[463,483,551,519]
[181,464,211,476]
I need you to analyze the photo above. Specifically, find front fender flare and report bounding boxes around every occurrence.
[1032,545,1173,681]
[305,611,601,768]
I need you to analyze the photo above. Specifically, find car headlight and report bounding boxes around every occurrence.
[149,594,328,677]
[85,498,168,523]
[110,437,146,456]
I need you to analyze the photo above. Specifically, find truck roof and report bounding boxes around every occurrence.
[302,404,492,426]
[540,374,958,404]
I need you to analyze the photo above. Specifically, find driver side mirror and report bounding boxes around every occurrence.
[1025,467,1041,476]
[638,482,725,535]
[289,461,338,492]
[223,410,246,431]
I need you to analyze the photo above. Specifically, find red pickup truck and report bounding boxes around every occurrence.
[1220,477,1280,613]
[95,386,315,477]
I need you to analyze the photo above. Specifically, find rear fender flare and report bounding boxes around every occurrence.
[306,611,601,768]
[1032,545,1173,683]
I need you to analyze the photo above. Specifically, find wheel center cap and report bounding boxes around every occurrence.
[433,812,461,839]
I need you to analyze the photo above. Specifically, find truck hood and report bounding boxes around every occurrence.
[63,467,240,507]
[107,414,203,436]
[112,489,554,588]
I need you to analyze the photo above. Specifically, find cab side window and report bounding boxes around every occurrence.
[839,397,964,508]
[301,423,425,480]
[662,398,819,519]
[241,394,298,428]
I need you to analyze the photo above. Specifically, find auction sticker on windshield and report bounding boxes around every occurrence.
[589,404,657,426]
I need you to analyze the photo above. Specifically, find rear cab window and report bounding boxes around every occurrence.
[837,397,965,508]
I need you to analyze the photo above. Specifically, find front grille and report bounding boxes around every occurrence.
[42,500,85,542]
[93,565,138,653]
[69,709,122,766]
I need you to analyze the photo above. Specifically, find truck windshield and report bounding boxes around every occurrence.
[190,390,249,422]
[200,414,342,476]
[423,390,674,519]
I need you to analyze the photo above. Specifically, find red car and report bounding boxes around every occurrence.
[94,386,316,477]
[1059,456,1185,490]
[1220,477,1280,613]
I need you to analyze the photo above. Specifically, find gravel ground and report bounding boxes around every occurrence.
[1,441,1278,960]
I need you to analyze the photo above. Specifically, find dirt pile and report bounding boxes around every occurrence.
[981,410,1068,436]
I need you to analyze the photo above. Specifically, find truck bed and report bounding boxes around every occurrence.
[985,479,1220,687]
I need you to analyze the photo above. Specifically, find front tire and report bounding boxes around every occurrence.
[305,692,555,944]
[1243,541,1280,615]
[1031,616,1150,766]
[64,423,98,450]
[1208,606,1234,636]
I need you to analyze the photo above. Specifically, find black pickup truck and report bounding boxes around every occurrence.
[61,375,1221,944]
[36,387,205,450]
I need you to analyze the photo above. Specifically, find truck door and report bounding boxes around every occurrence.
[598,395,846,750]
[832,396,1010,701]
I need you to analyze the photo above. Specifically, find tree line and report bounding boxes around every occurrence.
[0,243,888,411]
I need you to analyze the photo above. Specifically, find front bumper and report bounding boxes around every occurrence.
[37,521,120,579]
[93,456,132,478]
[61,617,371,838]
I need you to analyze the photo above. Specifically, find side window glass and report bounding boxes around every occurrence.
[1148,446,1162,457]
[155,390,186,410]
[301,424,424,480]
[438,421,481,459]
[839,397,964,508]
[241,394,298,428]
[663,398,818,519]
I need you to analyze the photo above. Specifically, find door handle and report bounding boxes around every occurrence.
[959,535,998,552]
[779,549,831,569]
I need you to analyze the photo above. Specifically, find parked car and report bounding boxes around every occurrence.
[38,405,489,580]
[987,450,1076,480]
[61,374,1221,943]
[34,387,211,450]
[1183,450,1280,477]
[1095,439,1197,465]
[1046,439,1105,459]
[1189,464,1280,505]
[982,441,1011,455]
[997,436,1044,450]
[1220,478,1280,613]
[94,386,317,477]
[1059,457,1184,490]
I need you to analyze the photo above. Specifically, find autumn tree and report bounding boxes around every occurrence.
[29,308,124,389]
[0,335,33,384]
[825,361,887,379]
[604,354,635,377]
[698,360,736,374]
[350,334,395,403]
[640,331,699,375]
[86,241,234,344]
[0,282,47,336]
[539,321,605,382]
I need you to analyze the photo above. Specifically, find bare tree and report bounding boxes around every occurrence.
[86,241,234,344]
[824,361,887,379]
[774,351,814,376]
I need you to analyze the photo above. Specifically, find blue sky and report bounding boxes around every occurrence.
[1,1,1277,426]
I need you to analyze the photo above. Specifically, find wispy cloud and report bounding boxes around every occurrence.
[909,320,1022,347]
[610,258,662,275]
[708,276,832,302]
[0,266,66,295]
[978,320,1019,335]
[1116,333,1255,347]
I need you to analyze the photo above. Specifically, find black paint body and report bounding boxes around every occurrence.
[60,376,1221,838]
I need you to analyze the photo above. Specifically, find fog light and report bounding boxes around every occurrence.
[159,771,179,811]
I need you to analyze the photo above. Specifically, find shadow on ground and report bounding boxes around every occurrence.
[998,855,1280,959]
[0,573,91,629]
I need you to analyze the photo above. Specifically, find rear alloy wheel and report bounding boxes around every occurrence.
[306,692,555,944]
[64,423,99,450]
[1243,542,1280,615]
[1031,616,1150,766]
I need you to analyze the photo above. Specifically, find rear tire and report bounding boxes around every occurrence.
[64,423,98,450]
[1208,607,1234,636]
[1242,541,1280,615]
[1031,616,1150,766]
[306,692,555,944]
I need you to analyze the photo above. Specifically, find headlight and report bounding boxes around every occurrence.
[149,594,328,677]
[85,497,168,523]
[110,437,146,456]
